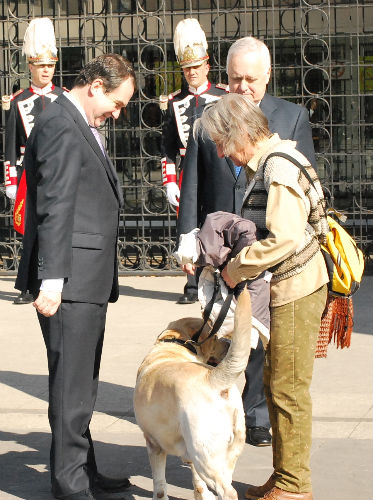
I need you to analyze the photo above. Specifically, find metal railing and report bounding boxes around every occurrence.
[1,0,372,274]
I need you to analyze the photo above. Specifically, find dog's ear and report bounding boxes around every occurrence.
[200,334,230,366]
[164,317,204,339]
[157,329,182,341]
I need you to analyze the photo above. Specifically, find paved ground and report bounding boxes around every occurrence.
[0,275,372,500]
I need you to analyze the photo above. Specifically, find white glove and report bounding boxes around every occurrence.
[5,185,17,200]
[173,228,200,265]
[166,182,180,207]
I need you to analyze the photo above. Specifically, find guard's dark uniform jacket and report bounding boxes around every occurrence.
[4,83,65,233]
[161,81,228,186]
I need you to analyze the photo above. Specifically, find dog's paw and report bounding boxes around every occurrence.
[153,493,169,500]
[194,487,215,500]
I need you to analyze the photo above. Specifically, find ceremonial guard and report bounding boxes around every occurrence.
[160,18,227,304]
[2,17,65,304]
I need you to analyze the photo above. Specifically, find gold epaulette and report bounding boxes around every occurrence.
[1,95,11,110]
[168,88,182,100]
[2,88,24,109]
[12,89,24,98]
[159,94,168,110]
[216,83,228,91]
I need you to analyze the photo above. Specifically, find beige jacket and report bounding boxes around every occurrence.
[226,135,329,307]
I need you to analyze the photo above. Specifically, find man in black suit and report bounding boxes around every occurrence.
[177,36,316,450]
[15,54,136,500]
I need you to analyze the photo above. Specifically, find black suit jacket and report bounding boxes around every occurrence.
[177,92,316,238]
[15,94,123,304]
[260,93,316,168]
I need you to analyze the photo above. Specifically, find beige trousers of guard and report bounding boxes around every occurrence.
[264,285,327,493]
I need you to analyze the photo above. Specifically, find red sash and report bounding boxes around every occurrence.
[13,170,27,235]
[176,169,184,217]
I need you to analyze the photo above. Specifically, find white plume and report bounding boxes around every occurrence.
[22,18,57,58]
[173,18,208,63]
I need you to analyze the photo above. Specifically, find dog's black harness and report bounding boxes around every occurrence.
[161,337,198,355]
[160,271,234,354]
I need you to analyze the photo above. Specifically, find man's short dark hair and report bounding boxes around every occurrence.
[74,53,136,92]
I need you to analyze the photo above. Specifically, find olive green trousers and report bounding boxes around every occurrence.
[264,285,327,493]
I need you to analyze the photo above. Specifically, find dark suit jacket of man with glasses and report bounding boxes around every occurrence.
[15,54,136,500]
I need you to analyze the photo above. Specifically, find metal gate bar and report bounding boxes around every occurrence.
[1,0,372,274]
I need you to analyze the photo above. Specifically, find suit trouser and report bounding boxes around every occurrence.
[264,285,327,493]
[184,272,198,295]
[38,301,108,498]
[242,338,270,428]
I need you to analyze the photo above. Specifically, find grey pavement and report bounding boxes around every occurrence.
[0,274,372,500]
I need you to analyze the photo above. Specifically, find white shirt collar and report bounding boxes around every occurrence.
[63,91,89,124]
[188,80,209,95]
[30,82,54,95]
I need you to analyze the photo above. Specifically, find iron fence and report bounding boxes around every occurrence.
[1,0,372,274]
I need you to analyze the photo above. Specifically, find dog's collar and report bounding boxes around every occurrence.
[160,338,198,355]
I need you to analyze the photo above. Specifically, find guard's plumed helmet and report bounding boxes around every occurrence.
[22,18,58,65]
[173,18,209,68]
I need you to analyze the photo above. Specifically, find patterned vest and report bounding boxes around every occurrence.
[242,149,328,283]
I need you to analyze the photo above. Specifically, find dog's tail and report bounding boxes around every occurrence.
[208,287,252,391]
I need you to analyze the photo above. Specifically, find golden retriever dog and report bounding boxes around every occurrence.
[134,289,252,500]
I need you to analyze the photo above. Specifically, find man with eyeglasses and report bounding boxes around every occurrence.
[15,54,136,500]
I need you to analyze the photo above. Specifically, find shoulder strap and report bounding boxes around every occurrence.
[263,151,317,190]
[242,150,315,207]
[263,151,327,220]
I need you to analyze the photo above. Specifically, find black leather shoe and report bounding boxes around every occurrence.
[56,489,96,500]
[92,472,131,493]
[177,292,198,304]
[13,291,34,305]
[246,426,272,447]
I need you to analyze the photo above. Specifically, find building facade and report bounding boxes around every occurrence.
[1,0,372,274]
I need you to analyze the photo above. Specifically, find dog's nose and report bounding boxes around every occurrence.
[207,357,218,366]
